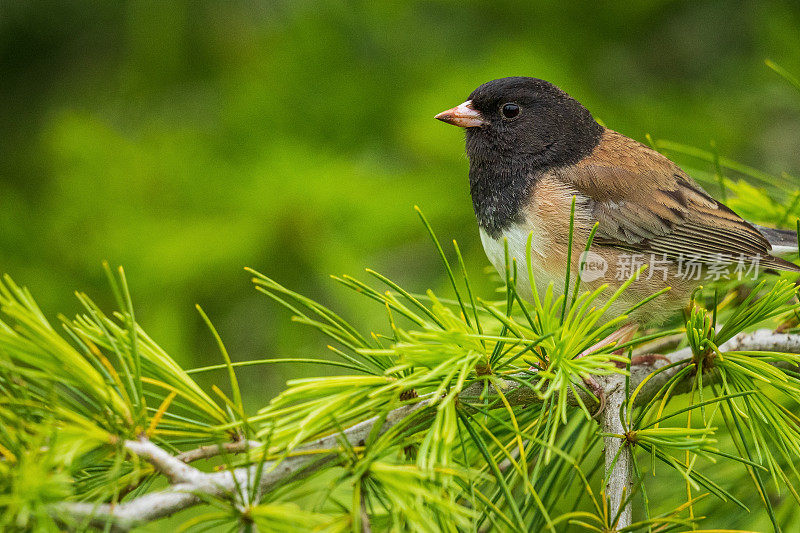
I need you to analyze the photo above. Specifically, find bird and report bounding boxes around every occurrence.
[435,77,800,324]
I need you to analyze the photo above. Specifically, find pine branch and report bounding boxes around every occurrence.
[125,438,205,484]
[54,329,800,531]
[55,402,430,530]
[175,440,263,464]
[601,384,633,529]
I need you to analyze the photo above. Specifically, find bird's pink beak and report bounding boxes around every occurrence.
[435,100,486,128]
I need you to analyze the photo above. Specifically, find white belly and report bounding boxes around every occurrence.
[479,223,564,301]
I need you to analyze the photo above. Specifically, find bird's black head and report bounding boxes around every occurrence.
[463,77,602,166]
[435,77,603,236]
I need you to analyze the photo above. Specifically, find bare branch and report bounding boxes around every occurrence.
[56,401,430,530]
[125,438,204,485]
[601,382,633,529]
[176,440,263,464]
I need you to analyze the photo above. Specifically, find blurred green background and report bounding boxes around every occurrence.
[2,0,800,410]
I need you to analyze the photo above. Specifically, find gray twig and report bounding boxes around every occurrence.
[600,382,633,529]
[125,438,204,485]
[175,440,263,464]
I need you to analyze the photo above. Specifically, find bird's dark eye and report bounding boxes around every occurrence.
[501,103,520,119]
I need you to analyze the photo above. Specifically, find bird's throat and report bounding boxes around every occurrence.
[469,159,534,239]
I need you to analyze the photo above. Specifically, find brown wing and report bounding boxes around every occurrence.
[558,129,799,271]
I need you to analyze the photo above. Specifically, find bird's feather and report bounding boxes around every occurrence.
[556,129,800,272]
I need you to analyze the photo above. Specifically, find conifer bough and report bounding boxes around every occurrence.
[2,220,800,532]
[54,329,800,530]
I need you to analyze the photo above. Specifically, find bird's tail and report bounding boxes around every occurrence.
[754,224,800,272]
[756,224,799,255]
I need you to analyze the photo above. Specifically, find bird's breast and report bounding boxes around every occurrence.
[479,218,564,301]
[477,172,582,299]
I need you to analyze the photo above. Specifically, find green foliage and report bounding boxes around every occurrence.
[624,278,800,531]
[0,199,798,530]
[3,5,800,531]
[4,0,800,403]
[0,425,72,532]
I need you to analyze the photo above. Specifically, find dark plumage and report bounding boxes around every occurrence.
[464,78,603,237]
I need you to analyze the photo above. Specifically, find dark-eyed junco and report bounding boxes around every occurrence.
[436,77,799,322]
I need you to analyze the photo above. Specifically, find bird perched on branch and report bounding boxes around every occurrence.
[436,77,800,323]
